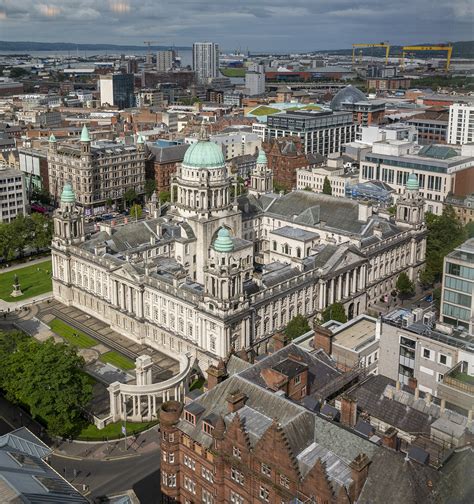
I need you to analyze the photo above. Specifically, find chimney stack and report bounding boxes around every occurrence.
[207,360,227,390]
[358,201,373,223]
[375,317,382,340]
[382,427,398,450]
[273,332,289,352]
[349,453,371,502]
[340,395,357,428]
[440,398,446,414]
[407,376,418,392]
[313,324,334,355]
[227,391,248,413]
[414,387,420,400]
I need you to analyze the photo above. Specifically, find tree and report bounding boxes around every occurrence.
[130,204,143,220]
[1,336,92,437]
[424,207,466,282]
[31,187,52,205]
[396,272,415,299]
[466,222,474,239]
[284,314,310,340]
[322,176,332,195]
[322,302,347,324]
[31,213,52,252]
[273,181,287,194]
[10,215,35,258]
[419,266,436,288]
[105,198,113,210]
[0,222,15,261]
[159,190,171,203]
[123,188,138,208]
[145,179,156,200]
[304,186,313,191]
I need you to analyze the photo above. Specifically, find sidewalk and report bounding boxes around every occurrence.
[0,292,53,313]
[0,395,160,461]
[0,256,51,274]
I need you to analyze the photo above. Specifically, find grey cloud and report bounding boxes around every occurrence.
[0,0,470,51]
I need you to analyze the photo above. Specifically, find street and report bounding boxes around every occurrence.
[51,449,162,503]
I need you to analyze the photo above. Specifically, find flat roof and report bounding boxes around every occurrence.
[333,317,377,351]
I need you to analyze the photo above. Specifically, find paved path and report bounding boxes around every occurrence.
[0,256,51,273]
[0,292,54,315]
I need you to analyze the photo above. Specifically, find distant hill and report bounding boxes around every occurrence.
[314,41,474,59]
[0,41,191,52]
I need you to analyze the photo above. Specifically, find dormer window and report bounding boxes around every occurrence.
[202,422,214,435]
[184,411,196,425]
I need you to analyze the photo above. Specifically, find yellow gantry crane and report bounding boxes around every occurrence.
[401,45,453,71]
[352,42,391,66]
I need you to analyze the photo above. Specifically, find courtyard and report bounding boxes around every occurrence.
[0,259,52,302]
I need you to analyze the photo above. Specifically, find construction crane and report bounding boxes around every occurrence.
[400,45,453,71]
[352,42,391,66]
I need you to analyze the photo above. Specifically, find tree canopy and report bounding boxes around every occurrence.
[145,179,156,200]
[322,302,347,324]
[322,176,332,195]
[123,188,138,207]
[396,272,415,299]
[284,314,310,340]
[0,331,92,437]
[424,207,466,283]
[130,203,143,220]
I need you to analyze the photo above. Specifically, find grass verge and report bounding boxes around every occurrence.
[0,260,52,301]
[49,318,98,348]
[77,420,159,441]
[100,351,135,371]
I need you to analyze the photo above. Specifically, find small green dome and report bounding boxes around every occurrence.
[80,124,90,143]
[49,133,56,143]
[213,227,234,253]
[406,172,419,191]
[60,182,76,204]
[256,149,267,165]
[183,140,225,169]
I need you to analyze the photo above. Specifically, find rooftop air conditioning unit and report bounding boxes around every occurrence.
[402,314,414,327]
[423,311,436,326]
[412,308,423,323]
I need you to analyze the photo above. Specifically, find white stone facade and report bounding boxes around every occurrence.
[52,138,427,372]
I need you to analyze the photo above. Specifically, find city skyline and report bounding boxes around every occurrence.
[0,0,472,52]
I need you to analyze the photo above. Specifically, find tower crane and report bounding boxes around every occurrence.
[352,42,391,66]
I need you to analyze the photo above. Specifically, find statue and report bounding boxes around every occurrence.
[11,274,23,298]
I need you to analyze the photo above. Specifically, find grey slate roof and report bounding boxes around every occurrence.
[226,355,252,376]
[239,344,341,397]
[358,449,439,504]
[148,144,189,163]
[0,428,88,503]
[271,226,320,241]
[347,375,431,435]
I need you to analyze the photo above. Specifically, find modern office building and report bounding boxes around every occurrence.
[47,126,146,215]
[99,73,135,109]
[157,50,174,72]
[185,131,261,161]
[0,164,26,223]
[192,42,219,84]
[245,64,265,96]
[360,142,474,214]
[330,86,385,126]
[447,103,474,145]
[265,109,356,156]
[406,107,449,145]
[440,238,474,333]
[378,306,473,409]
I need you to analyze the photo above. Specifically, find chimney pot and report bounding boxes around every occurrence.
[227,391,248,413]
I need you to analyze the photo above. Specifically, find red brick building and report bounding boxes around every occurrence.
[265,136,315,191]
[146,144,189,193]
[159,342,444,503]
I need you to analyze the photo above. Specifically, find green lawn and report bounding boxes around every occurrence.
[250,105,280,116]
[49,318,98,348]
[220,67,246,77]
[190,377,205,391]
[78,420,159,441]
[100,351,135,371]
[452,371,474,386]
[0,260,52,301]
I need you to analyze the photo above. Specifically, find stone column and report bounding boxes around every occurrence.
[337,275,342,301]
[352,268,358,295]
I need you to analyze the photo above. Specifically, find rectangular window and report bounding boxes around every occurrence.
[423,348,431,359]
[294,374,301,385]
[184,455,196,470]
[230,491,244,504]
[233,446,241,459]
[184,476,196,494]
[259,486,270,502]
[231,467,244,485]
[261,463,271,477]
[279,474,290,489]
[202,466,214,483]
[202,488,214,504]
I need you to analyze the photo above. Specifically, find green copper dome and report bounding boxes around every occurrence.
[406,172,419,191]
[80,124,90,143]
[49,133,56,143]
[256,149,267,165]
[213,227,234,253]
[183,140,225,169]
[60,182,76,204]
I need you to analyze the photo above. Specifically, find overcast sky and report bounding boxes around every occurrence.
[0,0,472,52]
